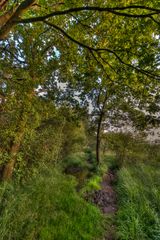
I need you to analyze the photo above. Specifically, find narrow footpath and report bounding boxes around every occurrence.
[92,170,117,240]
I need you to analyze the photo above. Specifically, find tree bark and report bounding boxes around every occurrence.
[96,90,108,165]
[2,125,25,181]
[0,0,36,39]
[96,111,103,165]
[2,141,22,181]
[0,7,15,27]
[0,0,9,10]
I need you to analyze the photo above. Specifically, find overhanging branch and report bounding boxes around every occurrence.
[1,4,160,39]
[44,21,160,81]
[16,5,160,24]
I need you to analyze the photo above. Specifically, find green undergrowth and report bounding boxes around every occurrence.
[63,148,98,173]
[64,152,89,169]
[116,163,160,240]
[0,166,104,240]
[80,154,110,195]
[63,148,105,189]
[103,153,118,170]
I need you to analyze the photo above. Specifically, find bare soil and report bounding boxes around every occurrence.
[91,170,117,240]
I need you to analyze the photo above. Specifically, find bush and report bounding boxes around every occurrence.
[104,132,157,166]
[64,152,88,169]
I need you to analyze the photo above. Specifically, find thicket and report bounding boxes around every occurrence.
[0,101,107,240]
[103,132,160,166]
[1,1,160,238]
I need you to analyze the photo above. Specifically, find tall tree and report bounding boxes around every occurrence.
[1,0,160,177]
[0,23,61,180]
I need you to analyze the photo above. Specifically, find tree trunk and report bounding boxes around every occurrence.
[0,0,36,39]
[2,131,24,181]
[0,0,9,10]
[96,112,103,165]
[3,157,17,181]
[95,90,108,165]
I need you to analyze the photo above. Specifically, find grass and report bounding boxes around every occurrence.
[0,166,104,240]
[116,163,160,240]
[4,149,160,240]
[80,152,111,195]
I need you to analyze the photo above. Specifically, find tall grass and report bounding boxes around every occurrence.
[116,163,160,240]
[0,166,104,240]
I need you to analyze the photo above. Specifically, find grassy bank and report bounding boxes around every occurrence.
[116,163,160,240]
[0,166,104,240]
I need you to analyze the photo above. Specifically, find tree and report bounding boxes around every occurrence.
[0,22,62,180]
[0,1,160,82]
[1,0,160,179]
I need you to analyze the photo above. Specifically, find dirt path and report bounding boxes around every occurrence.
[92,170,117,240]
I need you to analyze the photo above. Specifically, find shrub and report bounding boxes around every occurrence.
[104,132,156,166]
[64,152,88,169]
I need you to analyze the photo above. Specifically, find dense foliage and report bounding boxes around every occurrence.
[0,1,160,239]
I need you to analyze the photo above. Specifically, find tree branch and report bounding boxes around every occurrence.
[44,21,160,81]
[0,0,36,39]
[0,0,9,10]
[149,16,160,25]
[0,6,15,27]
[0,47,26,64]
[69,13,93,30]
[16,5,160,24]
[1,4,160,39]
